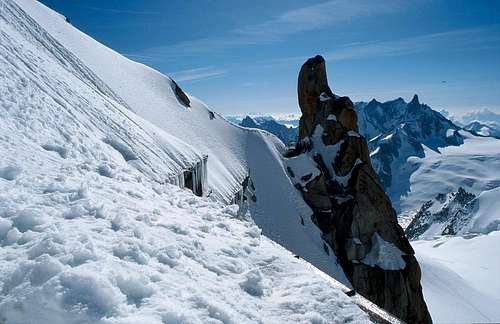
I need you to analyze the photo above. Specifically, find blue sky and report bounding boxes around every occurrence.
[40,0,500,116]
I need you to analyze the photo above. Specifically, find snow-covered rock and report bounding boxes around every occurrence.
[355,95,464,210]
[405,187,476,239]
[290,55,431,324]
[400,131,500,218]
[463,120,500,138]
[406,185,500,240]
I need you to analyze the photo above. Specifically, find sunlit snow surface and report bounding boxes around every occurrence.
[0,0,373,322]
[401,131,500,218]
[405,133,500,322]
[413,233,500,323]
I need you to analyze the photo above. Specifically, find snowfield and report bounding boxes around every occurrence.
[413,232,500,323]
[404,133,500,323]
[8,0,351,287]
[0,0,373,323]
[400,131,500,222]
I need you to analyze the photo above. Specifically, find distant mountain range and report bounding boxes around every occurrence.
[229,97,500,216]
[463,121,500,138]
[355,95,464,211]
[226,115,299,145]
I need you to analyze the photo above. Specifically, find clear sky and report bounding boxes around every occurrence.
[39,0,500,116]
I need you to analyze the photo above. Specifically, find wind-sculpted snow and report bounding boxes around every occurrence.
[0,1,374,322]
[14,0,249,203]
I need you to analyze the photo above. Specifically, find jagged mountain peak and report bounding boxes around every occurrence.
[409,94,420,105]
[240,115,258,127]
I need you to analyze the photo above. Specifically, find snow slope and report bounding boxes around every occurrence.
[401,131,500,323]
[14,0,248,202]
[413,233,500,323]
[7,0,352,286]
[0,0,370,322]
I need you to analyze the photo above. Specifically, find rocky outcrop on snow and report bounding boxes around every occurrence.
[287,55,432,323]
[405,185,500,240]
[170,79,190,107]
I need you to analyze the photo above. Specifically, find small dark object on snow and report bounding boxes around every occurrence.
[170,79,190,107]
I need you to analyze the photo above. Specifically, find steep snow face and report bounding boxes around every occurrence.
[8,0,353,287]
[0,1,374,323]
[14,0,250,202]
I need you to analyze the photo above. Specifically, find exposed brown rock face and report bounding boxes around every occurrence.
[294,56,432,324]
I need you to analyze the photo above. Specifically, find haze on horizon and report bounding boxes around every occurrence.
[40,0,500,116]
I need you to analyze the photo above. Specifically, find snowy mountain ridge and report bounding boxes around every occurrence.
[3,0,500,323]
[355,95,464,210]
[463,120,500,138]
[0,0,378,322]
